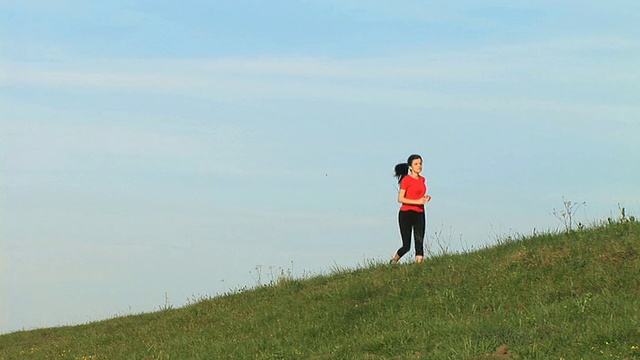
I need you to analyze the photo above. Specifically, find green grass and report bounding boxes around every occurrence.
[2,215,639,359]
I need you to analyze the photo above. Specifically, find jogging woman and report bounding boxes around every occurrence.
[390,154,431,264]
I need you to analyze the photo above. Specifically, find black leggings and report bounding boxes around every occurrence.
[397,210,425,258]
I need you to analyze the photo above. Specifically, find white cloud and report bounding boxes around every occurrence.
[1,105,249,176]
[3,33,637,105]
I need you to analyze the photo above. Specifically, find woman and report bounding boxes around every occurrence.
[390,154,431,264]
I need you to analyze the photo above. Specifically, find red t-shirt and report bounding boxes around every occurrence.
[399,175,427,212]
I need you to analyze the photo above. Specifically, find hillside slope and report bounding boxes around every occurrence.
[1,217,639,359]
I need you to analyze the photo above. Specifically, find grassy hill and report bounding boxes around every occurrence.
[1,214,639,359]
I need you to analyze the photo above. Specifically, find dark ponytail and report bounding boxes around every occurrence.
[394,154,422,184]
[394,163,409,184]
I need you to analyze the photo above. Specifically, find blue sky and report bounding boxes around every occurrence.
[1,1,639,334]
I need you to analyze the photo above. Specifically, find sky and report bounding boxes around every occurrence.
[1,0,639,334]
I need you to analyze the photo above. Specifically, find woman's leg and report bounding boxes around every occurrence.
[395,211,413,259]
[414,211,426,262]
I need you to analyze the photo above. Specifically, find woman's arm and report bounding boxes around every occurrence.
[398,189,429,205]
